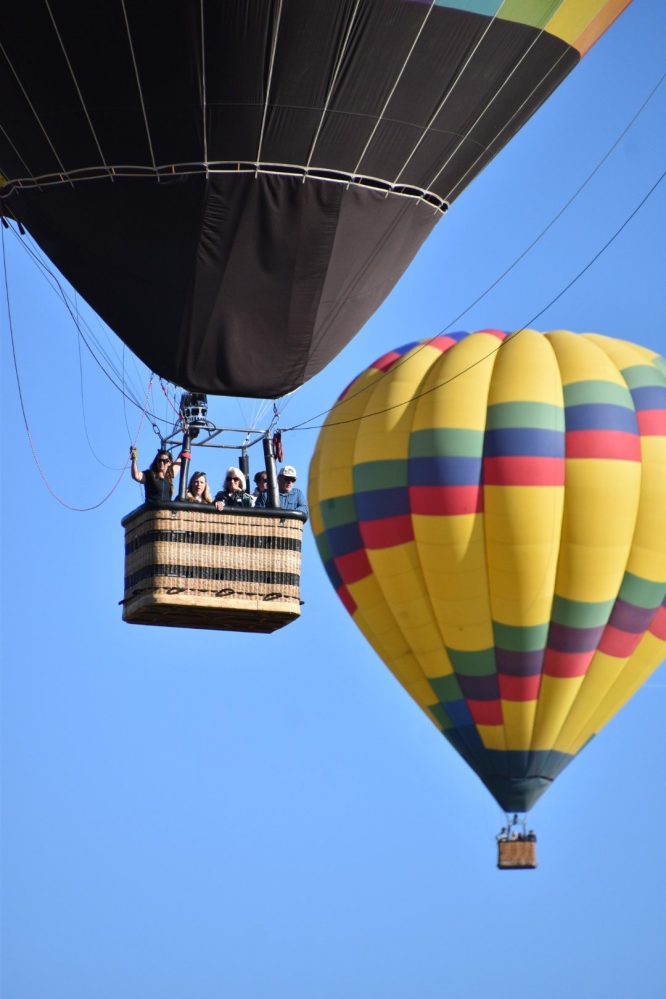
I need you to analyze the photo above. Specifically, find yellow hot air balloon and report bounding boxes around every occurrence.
[309,330,666,815]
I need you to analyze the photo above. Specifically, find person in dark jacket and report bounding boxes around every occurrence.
[214,467,255,510]
[253,469,269,503]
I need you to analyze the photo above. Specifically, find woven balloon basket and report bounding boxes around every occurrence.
[497,839,537,870]
[121,505,305,633]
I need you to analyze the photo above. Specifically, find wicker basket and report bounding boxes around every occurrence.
[497,839,537,870]
[121,503,305,633]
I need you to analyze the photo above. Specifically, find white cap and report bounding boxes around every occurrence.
[279,465,297,479]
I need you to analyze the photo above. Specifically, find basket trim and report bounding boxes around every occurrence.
[125,564,300,589]
[125,585,299,607]
[125,527,302,556]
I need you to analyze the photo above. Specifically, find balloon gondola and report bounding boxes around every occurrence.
[309,329,666,847]
[121,502,307,633]
[0,0,630,399]
[122,413,307,634]
[496,815,537,870]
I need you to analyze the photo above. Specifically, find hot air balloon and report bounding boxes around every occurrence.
[309,330,666,821]
[0,1,629,398]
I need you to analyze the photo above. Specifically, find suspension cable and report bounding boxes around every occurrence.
[3,226,154,510]
[286,164,666,432]
[5,223,171,424]
[282,71,666,430]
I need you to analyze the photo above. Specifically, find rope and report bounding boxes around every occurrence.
[77,300,125,471]
[350,0,437,182]
[44,0,112,181]
[5,224,170,423]
[120,0,158,176]
[122,341,133,443]
[440,50,567,205]
[159,377,183,421]
[255,0,284,175]
[286,164,666,432]
[0,0,627,213]
[413,3,563,197]
[390,0,505,189]
[0,122,36,187]
[200,0,209,175]
[2,225,153,510]
[305,0,363,174]
[283,72,665,429]
[437,71,666,319]
[0,38,70,186]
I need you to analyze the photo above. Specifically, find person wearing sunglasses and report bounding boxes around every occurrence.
[214,467,255,510]
[130,447,181,503]
[253,470,269,500]
[255,464,308,517]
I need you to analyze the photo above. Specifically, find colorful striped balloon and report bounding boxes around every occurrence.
[309,330,666,812]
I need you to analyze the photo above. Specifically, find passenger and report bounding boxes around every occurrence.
[186,471,213,504]
[214,467,255,510]
[276,465,308,517]
[130,446,180,503]
[253,470,269,501]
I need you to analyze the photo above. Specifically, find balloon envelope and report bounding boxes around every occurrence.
[0,1,629,396]
[309,330,666,812]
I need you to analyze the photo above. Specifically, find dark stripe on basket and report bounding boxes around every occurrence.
[125,529,302,555]
[125,564,301,589]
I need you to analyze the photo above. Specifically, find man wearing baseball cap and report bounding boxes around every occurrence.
[255,464,308,516]
[277,465,308,516]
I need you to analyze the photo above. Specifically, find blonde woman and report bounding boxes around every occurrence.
[186,471,213,504]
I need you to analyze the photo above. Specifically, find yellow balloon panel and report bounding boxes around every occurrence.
[309,331,666,812]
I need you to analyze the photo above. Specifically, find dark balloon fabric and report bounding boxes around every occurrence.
[0,1,629,396]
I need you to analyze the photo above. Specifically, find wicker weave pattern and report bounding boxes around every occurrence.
[497,840,537,869]
[122,507,304,632]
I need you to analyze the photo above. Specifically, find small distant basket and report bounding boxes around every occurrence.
[497,838,537,870]
[121,503,305,633]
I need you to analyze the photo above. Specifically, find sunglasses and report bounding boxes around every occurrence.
[157,458,170,464]
[226,476,241,483]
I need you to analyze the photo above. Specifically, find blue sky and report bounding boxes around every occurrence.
[2,3,666,997]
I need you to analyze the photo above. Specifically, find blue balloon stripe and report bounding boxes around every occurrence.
[408,454,482,486]
[564,403,638,433]
[325,521,364,558]
[630,385,666,411]
[355,487,410,521]
[441,699,474,727]
[457,673,501,701]
[483,427,564,458]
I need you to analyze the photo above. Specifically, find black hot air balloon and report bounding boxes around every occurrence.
[0,0,629,397]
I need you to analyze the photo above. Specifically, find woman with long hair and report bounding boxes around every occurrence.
[186,471,213,504]
[130,447,180,503]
